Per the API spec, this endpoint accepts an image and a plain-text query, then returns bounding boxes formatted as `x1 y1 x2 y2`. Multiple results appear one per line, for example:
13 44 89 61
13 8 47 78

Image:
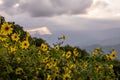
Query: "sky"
0 0 120 46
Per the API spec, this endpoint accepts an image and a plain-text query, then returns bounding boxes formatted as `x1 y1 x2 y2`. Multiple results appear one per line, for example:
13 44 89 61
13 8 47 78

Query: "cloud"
82 0 120 18
0 0 93 17
26 27 52 35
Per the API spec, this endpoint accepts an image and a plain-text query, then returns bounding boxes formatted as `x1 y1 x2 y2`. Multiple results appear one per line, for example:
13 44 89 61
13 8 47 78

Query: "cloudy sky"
0 0 120 46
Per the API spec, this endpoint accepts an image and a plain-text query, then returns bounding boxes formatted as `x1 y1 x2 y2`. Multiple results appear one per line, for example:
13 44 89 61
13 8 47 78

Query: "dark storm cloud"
0 0 93 17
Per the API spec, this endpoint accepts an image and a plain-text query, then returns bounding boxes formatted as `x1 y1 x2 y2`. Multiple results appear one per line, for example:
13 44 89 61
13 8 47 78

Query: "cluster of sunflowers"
0 21 119 80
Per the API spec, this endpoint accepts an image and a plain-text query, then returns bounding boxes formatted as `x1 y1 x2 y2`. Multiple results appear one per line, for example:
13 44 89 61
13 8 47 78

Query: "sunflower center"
112 54 115 57
5 26 9 31
24 43 27 46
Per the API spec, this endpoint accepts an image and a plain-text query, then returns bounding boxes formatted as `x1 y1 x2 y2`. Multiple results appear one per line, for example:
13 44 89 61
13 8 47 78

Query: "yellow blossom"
109 49 117 60
47 74 52 80
109 64 113 69
43 57 49 63
63 73 71 80
1 22 13 35
106 54 110 60
73 49 79 57
3 43 9 48
0 36 7 41
26 32 30 37
38 51 41 57
20 40 30 49
95 65 102 72
10 46 17 52
35 68 41 76
54 45 59 51
15 67 23 75
40 43 48 51
11 33 19 41
17 57 21 63
83 62 88 68
69 64 76 69
66 51 71 59
46 63 52 69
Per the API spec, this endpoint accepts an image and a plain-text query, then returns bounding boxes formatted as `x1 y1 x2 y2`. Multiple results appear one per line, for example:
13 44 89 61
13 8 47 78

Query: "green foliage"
31 37 46 47
0 16 5 25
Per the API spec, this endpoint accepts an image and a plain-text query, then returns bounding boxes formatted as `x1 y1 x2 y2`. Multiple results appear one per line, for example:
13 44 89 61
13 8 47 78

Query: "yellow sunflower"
109 49 117 60
40 43 48 51
20 40 30 49
66 51 71 59
63 73 71 80
47 74 52 80
1 22 13 35
15 67 23 75
10 46 17 52
73 49 79 57
11 33 19 41
17 57 21 63
0 36 7 41
54 45 59 51
46 63 52 69
95 65 102 72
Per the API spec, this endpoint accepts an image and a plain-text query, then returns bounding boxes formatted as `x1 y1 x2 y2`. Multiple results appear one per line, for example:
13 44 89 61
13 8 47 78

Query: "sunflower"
54 45 59 51
46 63 52 69
17 57 21 63
10 46 17 52
109 64 113 69
66 51 71 59
109 49 117 60
73 48 79 57
63 73 71 80
47 74 52 80
43 57 49 63
20 40 30 49
95 65 102 72
15 67 23 75
40 43 48 51
0 36 7 41
1 22 13 35
11 33 19 41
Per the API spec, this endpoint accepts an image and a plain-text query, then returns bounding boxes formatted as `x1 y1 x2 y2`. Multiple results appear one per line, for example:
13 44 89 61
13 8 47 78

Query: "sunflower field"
0 16 120 80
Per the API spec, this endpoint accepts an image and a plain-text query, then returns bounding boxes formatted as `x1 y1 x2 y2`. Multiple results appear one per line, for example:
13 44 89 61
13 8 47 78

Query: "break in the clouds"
84 0 120 18
0 0 93 17
26 27 52 35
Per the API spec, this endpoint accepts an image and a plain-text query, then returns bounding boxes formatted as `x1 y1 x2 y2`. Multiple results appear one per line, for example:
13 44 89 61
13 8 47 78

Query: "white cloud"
26 27 52 35
81 0 120 19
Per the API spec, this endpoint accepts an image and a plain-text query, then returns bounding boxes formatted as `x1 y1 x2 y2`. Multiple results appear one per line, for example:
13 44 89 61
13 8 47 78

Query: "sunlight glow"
0 0 3 5
13 3 20 8
80 0 120 19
